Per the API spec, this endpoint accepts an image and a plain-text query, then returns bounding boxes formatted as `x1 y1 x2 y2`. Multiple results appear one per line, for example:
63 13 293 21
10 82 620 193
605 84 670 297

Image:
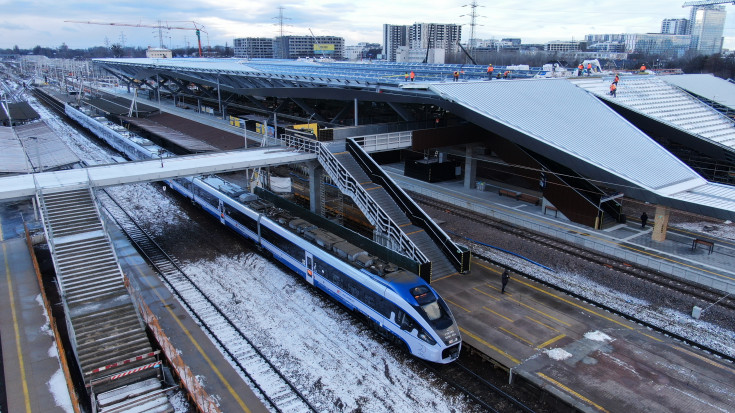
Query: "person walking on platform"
610 82 617 97
487 64 494 79
410 71 415 81
641 211 648 228
501 269 510 294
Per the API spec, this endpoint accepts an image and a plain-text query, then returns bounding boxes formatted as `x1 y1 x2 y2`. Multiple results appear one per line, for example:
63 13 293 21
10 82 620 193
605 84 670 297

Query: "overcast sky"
1 0 734 51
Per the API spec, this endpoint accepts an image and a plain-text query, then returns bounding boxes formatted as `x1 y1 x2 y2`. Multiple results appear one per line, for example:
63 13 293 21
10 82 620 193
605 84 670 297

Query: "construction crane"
65 20 207 57
682 0 735 7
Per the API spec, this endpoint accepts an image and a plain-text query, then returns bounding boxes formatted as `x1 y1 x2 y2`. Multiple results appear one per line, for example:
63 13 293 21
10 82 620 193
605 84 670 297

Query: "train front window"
421 301 442 321
411 285 441 321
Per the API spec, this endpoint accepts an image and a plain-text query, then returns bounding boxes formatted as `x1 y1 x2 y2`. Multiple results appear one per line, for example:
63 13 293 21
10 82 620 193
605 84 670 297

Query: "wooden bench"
544 205 559 217
498 189 520 199
518 193 540 206
692 238 714 255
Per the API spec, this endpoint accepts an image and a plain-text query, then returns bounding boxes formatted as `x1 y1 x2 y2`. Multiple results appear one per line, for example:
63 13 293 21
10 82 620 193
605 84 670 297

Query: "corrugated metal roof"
15 122 80 171
571 76 735 150
0 127 30 174
661 74 735 111
669 183 735 213
429 79 705 193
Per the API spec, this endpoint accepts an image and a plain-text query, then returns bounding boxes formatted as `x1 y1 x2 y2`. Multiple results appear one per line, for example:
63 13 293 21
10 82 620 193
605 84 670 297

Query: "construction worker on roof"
578 63 583 76
640 64 646 72
410 71 415 81
587 63 592 76
487 64 494 80
453 71 459 81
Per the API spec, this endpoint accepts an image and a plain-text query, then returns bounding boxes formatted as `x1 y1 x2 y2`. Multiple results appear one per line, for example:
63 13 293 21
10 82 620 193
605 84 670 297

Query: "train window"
421 301 442 321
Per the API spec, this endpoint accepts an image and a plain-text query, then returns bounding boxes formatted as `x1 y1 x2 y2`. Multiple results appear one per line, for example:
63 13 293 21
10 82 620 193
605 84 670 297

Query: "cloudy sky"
1 0 733 50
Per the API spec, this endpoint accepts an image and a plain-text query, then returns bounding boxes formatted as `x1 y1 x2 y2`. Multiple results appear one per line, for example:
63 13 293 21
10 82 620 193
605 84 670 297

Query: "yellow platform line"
432 272 461 282
500 327 534 346
537 373 609 413
2 219 32 412
473 286 500 301
513 278 641 332
406 229 424 235
445 298 471 313
506 296 572 327
537 334 566 349
460 327 520 364
482 306 512 322
484 283 503 293
671 345 735 374
137 269 252 413
475 260 502 275
526 316 560 332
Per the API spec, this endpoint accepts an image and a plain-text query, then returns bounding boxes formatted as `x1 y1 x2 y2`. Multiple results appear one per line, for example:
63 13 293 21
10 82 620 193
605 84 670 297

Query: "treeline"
0 43 234 59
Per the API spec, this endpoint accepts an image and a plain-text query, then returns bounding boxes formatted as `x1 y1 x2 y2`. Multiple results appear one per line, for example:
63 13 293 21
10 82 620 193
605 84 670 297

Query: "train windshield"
410 286 452 329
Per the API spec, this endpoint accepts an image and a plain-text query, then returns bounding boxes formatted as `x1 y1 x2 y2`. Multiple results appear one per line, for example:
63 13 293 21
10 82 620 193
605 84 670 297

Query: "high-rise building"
687 5 726 55
626 34 691 58
408 23 462 54
233 38 274 59
273 36 344 59
661 18 688 35
383 24 409 62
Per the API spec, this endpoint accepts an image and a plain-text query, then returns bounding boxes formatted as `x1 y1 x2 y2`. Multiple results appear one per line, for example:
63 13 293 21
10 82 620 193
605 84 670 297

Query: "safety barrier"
123 275 222 413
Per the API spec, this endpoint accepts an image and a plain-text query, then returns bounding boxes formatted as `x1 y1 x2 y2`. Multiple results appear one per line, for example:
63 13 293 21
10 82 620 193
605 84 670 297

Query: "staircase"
37 188 170 408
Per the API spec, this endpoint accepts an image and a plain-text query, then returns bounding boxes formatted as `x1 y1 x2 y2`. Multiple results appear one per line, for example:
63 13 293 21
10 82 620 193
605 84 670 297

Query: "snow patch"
545 348 573 360
584 331 613 342
47 369 74 413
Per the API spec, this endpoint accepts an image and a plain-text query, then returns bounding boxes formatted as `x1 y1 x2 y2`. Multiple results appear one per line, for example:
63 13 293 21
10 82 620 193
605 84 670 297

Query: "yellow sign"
293 123 318 137
314 44 335 53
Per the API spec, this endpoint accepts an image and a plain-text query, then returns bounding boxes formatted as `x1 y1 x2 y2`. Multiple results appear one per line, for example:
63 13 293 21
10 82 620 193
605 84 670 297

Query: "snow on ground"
584 331 613 342
544 348 573 361
27 96 475 412
672 221 735 241
47 369 74 413
472 243 735 358
183 254 473 412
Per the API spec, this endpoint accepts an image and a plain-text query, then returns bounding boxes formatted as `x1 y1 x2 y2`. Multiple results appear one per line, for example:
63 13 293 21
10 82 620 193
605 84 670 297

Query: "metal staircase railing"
279 134 429 267
346 138 470 273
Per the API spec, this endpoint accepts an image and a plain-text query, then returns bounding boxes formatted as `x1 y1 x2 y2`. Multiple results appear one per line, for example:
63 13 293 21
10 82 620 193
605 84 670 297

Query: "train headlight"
418 329 436 345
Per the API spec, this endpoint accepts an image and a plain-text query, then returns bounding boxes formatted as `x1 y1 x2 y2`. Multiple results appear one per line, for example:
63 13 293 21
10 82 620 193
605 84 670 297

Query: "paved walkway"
0 200 72 413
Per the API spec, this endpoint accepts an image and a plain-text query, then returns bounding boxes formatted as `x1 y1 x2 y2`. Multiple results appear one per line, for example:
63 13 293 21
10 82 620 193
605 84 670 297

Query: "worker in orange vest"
613 74 620 85
453 71 459 81
487 64 494 80
578 63 584 76
640 64 646 72
610 82 617 97
586 63 592 76
404 72 409 81
410 71 415 81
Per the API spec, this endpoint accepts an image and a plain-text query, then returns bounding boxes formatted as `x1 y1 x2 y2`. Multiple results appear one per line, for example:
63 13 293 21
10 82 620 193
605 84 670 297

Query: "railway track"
412 193 735 364
96 189 319 413
421 358 538 413
412 193 735 312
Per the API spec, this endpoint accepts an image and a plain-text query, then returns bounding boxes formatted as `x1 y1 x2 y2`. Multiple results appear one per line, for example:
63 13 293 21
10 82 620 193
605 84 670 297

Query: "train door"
218 199 225 224
304 251 315 285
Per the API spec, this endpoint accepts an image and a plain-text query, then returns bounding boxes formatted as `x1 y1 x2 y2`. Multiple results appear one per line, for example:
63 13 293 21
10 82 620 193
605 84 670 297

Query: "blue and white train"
66 104 462 363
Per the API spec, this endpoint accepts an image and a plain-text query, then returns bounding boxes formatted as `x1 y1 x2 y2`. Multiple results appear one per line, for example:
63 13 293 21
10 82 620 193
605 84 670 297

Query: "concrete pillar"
308 161 323 216
464 144 477 189
354 98 358 126
197 98 202 113
652 205 670 242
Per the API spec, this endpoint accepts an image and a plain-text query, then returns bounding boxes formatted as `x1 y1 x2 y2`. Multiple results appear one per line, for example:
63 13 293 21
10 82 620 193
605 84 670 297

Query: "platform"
434 258 735 412
384 166 735 293
107 217 269 413
0 200 72 413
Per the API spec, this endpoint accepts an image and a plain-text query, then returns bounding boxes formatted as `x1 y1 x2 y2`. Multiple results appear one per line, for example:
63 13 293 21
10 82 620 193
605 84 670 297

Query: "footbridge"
0 146 316 200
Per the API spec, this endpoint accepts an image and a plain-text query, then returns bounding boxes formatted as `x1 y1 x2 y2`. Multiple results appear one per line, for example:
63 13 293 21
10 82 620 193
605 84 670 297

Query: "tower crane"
65 20 208 57
682 1 734 7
